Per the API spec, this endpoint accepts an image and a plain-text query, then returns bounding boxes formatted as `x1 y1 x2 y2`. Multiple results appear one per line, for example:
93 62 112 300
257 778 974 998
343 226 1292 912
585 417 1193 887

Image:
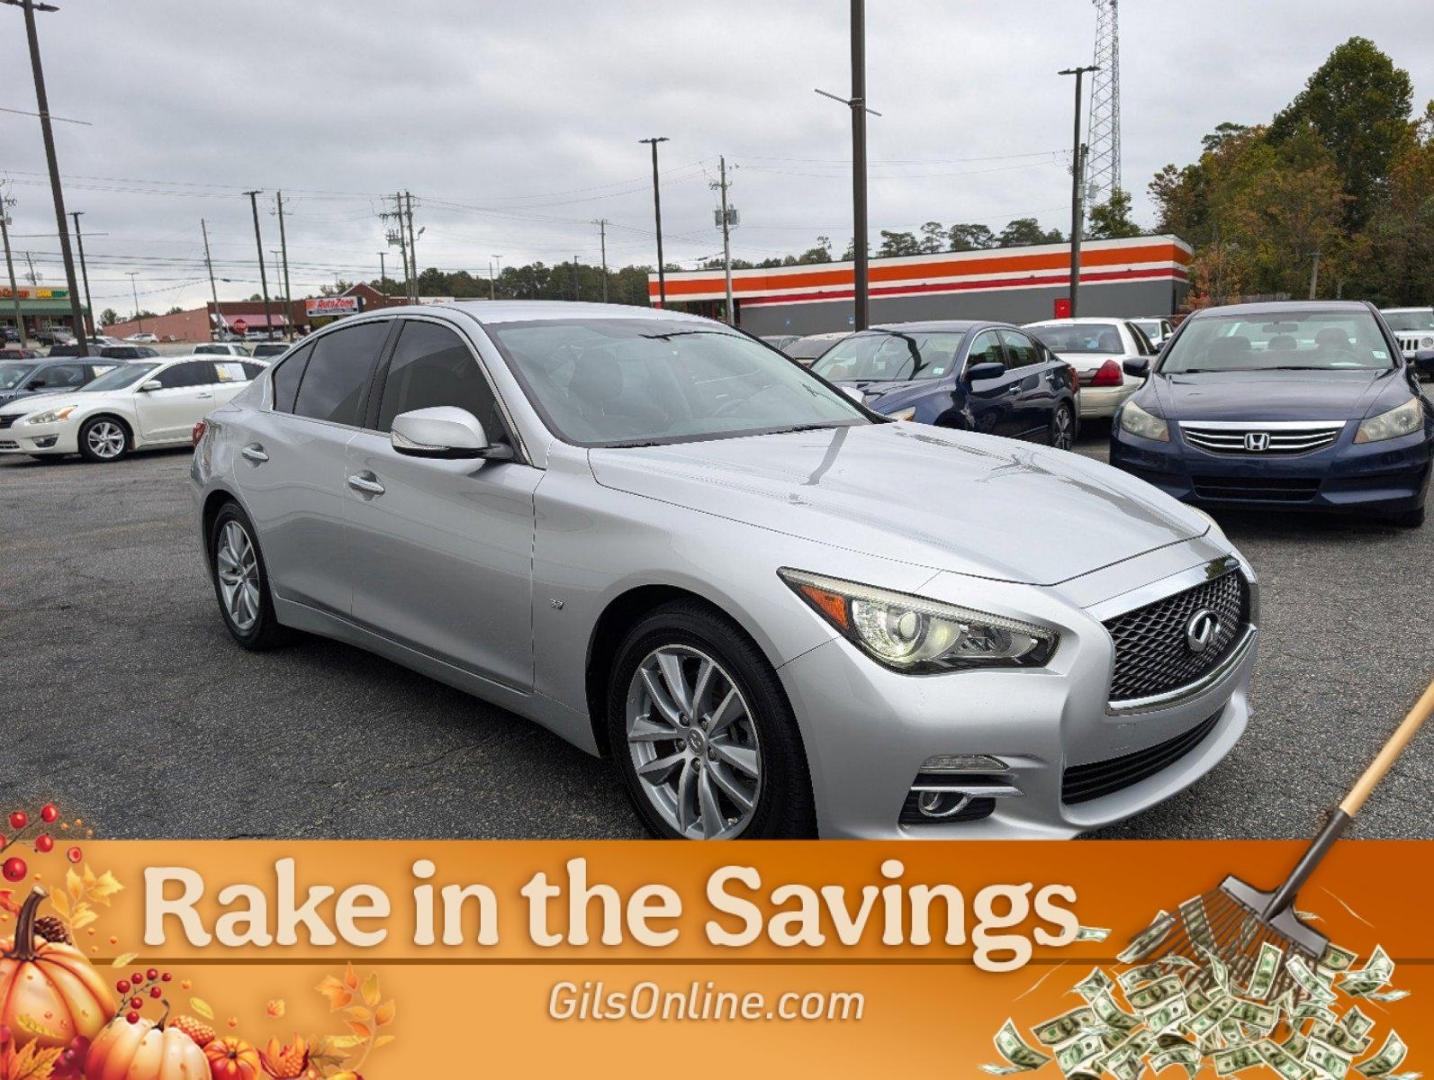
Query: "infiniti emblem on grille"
1185 608 1220 654
1244 431 1271 451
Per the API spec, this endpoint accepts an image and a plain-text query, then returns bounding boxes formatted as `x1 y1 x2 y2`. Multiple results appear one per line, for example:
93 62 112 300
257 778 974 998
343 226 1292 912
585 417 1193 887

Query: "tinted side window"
157 361 213 389
1125 322 1154 356
968 331 1005 368
239 362 266 380
376 321 502 435
998 330 1040 368
32 364 86 388
292 321 388 427
270 343 313 413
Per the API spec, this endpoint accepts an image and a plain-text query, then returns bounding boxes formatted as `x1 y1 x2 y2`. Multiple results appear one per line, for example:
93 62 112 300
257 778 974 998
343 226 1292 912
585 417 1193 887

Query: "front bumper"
1110 422 1431 516
777 551 1256 838
0 418 76 455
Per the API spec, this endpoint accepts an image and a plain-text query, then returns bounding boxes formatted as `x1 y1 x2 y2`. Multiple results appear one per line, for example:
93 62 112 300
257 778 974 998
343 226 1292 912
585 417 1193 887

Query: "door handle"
241 444 268 463
1007 383 1023 394
347 472 385 496
196 391 213 399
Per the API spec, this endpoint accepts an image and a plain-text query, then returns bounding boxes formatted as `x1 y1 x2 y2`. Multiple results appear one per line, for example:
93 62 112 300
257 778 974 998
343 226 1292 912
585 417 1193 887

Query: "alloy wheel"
624 645 762 839
1053 406 1074 450
215 520 261 633
86 420 126 459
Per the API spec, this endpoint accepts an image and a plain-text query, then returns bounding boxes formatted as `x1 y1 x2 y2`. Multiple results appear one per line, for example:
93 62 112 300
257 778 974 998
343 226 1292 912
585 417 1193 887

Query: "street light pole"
5 0 89 355
201 218 220 340
126 271 142 333
490 254 502 301
639 136 669 307
69 211 93 334
1058 64 1098 319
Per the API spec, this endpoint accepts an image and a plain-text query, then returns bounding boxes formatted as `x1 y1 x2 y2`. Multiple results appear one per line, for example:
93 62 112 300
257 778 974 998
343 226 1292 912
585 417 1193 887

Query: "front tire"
77 416 129 462
607 601 816 839
209 501 290 650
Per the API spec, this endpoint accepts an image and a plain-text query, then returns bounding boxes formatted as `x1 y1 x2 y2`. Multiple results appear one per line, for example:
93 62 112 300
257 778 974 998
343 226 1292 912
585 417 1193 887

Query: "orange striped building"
648 234 1192 335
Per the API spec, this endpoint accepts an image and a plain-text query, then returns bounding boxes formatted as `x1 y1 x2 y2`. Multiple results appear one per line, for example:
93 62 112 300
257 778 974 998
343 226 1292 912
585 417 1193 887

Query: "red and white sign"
231 318 248 334
305 296 362 317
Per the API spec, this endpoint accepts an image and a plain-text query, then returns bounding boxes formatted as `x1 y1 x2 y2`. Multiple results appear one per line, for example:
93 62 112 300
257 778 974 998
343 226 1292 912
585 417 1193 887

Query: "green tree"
1269 36 1414 229
998 218 1062 246
797 236 833 263
918 221 946 254
947 223 996 251
1086 188 1143 239
99 307 118 326
877 230 921 257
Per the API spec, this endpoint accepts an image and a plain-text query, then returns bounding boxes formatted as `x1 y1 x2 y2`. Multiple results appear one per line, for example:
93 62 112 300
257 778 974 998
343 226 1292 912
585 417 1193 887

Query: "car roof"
792 331 850 341
1026 317 1128 326
1381 306 1432 313
864 320 990 333
435 300 712 328
1190 300 1373 318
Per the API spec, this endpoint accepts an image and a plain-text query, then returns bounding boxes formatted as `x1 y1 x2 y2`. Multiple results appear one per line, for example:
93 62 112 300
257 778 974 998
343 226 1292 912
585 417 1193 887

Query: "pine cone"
34 915 71 944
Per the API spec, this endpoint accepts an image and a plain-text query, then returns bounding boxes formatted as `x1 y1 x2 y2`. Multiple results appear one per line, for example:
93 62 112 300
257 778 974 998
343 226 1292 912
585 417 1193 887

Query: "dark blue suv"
810 321 1080 448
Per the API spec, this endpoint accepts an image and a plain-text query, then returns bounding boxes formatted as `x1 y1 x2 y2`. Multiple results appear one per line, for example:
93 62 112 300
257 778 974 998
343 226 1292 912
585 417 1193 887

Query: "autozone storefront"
648 235 1192 335
304 295 364 329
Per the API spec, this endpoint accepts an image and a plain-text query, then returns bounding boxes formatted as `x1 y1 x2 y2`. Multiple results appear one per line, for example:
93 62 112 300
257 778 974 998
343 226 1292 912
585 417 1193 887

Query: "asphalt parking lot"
1 427 1430 841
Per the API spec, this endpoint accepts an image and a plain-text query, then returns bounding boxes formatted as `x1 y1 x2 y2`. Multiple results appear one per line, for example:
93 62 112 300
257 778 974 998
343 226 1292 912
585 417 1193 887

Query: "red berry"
116 980 130 994
126 1012 139 1024
131 972 143 985
161 972 172 982
129 997 143 1010
7 811 26 831
35 834 54 853
146 968 159 981
150 986 162 999
1 857 26 882
66 846 82 863
40 804 59 824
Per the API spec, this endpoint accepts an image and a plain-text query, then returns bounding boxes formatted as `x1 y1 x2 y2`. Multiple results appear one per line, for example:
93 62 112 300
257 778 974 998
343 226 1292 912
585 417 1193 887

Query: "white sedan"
1024 317 1158 419
0 356 263 463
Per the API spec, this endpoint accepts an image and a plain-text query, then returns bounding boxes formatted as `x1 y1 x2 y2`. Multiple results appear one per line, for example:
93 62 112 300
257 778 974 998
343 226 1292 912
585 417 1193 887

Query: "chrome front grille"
1103 570 1250 704
1397 335 1422 356
1181 421 1344 456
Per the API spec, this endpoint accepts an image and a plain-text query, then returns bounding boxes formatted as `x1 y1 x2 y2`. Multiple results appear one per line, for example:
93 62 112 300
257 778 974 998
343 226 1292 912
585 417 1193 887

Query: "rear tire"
1050 402 1075 450
209 501 290 650
76 416 129 463
606 601 816 839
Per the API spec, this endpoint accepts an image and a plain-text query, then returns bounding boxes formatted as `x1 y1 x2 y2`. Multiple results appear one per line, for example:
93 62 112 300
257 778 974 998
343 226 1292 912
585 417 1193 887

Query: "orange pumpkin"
0 887 114 1051
85 1015 209 1080
204 1036 262 1080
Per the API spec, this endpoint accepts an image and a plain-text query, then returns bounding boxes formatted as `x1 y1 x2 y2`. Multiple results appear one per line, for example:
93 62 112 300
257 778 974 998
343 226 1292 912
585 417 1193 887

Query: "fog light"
917 791 976 818
34 436 57 448
920 754 1008 774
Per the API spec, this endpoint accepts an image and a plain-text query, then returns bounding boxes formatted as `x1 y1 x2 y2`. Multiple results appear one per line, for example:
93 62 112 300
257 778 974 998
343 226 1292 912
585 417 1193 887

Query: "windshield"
83 362 162 392
812 331 965 382
1161 311 1395 373
1383 310 1434 333
487 318 868 447
0 362 37 390
787 336 842 360
1028 323 1125 354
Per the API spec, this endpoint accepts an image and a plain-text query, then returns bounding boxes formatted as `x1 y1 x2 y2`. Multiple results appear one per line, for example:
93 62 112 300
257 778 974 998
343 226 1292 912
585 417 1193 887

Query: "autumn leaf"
190 997 215 1020
316 975 353 1011
46 891 69 920
2 1041 65 1080
86 868 124 905
71 907 98 931
342 963 359 990
360 972 381 1008
265 999 285 1019
110 952 138 968
65 869 83 904
342 1006 371 1025
373 1034 396 1049
345 1020 372 1040
373 1000 395 1027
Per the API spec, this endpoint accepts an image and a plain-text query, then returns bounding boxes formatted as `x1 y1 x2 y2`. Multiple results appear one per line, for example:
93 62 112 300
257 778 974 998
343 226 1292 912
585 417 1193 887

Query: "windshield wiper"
766 422 846 435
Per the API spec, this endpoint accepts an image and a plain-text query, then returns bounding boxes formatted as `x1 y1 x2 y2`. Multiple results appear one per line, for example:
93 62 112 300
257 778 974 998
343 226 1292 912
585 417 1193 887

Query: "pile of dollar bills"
983 900 1413 1080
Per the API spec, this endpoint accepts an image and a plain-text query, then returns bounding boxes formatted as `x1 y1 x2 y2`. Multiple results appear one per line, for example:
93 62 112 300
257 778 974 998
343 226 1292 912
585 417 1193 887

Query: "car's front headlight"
1420 336 1434 350
1118 399 1169 442
886 406 917 421
24 406 78 425
1354 397 1423 444
779 568 1057 673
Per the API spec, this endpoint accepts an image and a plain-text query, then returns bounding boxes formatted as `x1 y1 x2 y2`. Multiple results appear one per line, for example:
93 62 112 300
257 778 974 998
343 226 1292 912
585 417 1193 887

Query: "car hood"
1150 369 1401 421
588 423 1208 586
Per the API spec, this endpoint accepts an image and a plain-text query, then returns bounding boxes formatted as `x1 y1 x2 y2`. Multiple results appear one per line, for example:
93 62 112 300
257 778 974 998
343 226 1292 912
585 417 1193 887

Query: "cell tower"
1087 0 1121 203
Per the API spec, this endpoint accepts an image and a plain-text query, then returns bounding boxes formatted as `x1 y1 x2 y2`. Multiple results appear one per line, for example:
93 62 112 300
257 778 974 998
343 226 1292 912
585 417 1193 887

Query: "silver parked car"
193 302 1258 839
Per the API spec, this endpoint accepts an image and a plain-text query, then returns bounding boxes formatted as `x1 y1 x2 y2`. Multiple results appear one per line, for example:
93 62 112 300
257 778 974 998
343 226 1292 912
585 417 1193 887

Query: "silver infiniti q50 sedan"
192 301 1258 839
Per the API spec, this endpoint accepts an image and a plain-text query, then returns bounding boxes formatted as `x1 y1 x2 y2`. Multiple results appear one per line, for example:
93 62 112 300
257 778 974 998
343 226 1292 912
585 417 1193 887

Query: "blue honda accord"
1110 301 1433 527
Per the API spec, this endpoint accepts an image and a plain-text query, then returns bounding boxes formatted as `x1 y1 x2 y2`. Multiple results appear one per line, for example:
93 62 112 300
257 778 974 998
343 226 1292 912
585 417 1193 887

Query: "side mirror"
391 406 513 461
1414 350 1434 380
840 385 865 405
965 361 1006 382
139 380 162 392
1123 357 1151 378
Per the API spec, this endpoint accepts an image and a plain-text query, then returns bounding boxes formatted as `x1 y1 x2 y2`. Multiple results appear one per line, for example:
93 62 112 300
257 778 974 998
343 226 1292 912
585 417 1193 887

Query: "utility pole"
5 0 88 354
1058 64 1098 319
404 191 419 302
593 221 608 302
712 156 737 325
24 251 38 286
377 252 386 290
639 136 669 306
275 191 292 338
815 0 880 330
383 193 410 302
201 218 220 340
1 192 29 345
69 211 92 334
490 254 502 301
244 190 274 340
126 271 142 333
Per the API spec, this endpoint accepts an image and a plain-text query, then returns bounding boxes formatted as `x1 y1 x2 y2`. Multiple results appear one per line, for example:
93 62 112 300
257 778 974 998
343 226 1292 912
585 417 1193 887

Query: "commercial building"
0 286 88 340
648 235 1192 334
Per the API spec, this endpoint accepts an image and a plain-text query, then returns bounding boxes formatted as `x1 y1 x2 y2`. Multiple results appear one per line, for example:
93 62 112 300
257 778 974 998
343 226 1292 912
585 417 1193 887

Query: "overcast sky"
2 0 1430 314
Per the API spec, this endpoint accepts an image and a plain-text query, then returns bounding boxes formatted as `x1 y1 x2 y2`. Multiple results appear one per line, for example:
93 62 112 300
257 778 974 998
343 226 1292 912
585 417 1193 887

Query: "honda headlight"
779 569 1057 673
1354 397 1423 444
24 406 78 425
887 406 917 421
1118 400 1169 442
